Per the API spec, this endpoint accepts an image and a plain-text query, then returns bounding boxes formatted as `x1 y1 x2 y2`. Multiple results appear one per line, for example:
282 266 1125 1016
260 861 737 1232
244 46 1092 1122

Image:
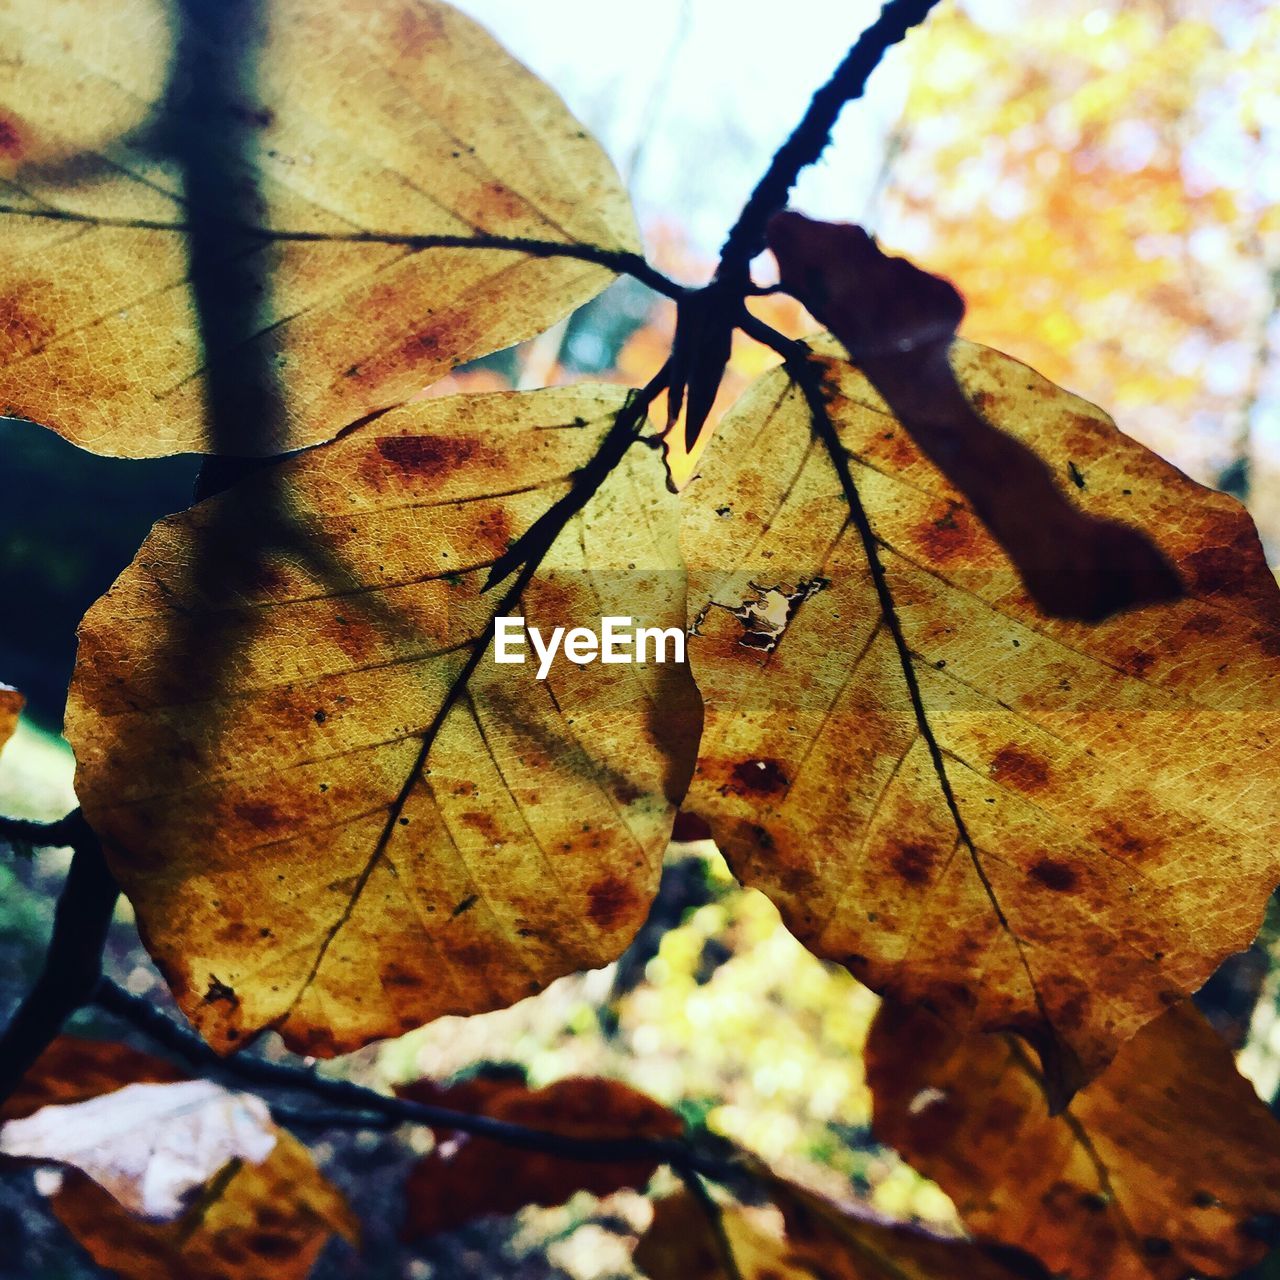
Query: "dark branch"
0 204 686 301
716 0 943 280
0 813 119 1102
0 809 85 855
94 978 732 1176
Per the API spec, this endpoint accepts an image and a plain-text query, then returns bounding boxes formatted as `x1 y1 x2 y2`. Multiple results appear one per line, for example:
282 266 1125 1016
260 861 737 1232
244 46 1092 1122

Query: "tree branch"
0 809 85 855
93 977 735 1177
0 812 119 1102
716 0 943 281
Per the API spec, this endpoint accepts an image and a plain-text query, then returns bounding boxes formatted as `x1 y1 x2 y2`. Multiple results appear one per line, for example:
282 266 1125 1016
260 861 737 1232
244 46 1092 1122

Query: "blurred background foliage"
3 0 1280 1275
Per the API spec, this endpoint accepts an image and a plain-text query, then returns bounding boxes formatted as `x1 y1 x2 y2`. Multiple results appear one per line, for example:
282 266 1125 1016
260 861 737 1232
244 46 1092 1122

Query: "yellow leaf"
0 0 638 456
681 335 1280 1096
66 386 700 1053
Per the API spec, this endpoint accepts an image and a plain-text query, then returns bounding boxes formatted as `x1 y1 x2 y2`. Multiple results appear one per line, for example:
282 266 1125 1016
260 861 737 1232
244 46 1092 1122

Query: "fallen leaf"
0 0 638 456
3 1036 356 1280
399 1073 683 1238
768 213 1181 623
635 1180 1050 1280
66 386 700 1053
681 335 1280 1097
1 1079 276 1218
867 1000 1280 1280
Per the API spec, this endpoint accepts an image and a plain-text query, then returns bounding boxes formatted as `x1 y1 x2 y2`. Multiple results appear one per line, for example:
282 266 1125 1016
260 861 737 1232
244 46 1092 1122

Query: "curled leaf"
681 336 1280 1095
50 1132 358 1280
0 0 639 456
867 1000 1280 1280
768 212 1181 622
66 386 700 1053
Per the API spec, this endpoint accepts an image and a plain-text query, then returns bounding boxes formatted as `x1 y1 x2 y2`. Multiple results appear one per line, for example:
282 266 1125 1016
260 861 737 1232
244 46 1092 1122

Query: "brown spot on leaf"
990 746 1050 791
1030 859 1078 892
376 435 478 476
233 800 284 831
587 876 638 930
728 758 788 795
0 114 24 161
917 506 975 561
892 841 938 887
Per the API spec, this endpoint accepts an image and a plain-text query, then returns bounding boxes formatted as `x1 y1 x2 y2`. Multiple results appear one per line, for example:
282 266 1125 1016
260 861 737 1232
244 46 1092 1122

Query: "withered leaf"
681 335 1280 1096
867 1000 1280 1280
768 212 1181 623
3 1036 356 1280
66 386 700 1053
635 1180 1050 1280
0 0 638 456
1 1078 276 1218
399 1073 683 1238
50 1133 357 1280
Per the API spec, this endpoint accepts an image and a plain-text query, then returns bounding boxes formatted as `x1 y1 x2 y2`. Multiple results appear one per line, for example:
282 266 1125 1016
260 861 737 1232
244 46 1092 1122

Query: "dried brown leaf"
635 1180 1050 1280
3 1037 356 1280
1 1079 277 1218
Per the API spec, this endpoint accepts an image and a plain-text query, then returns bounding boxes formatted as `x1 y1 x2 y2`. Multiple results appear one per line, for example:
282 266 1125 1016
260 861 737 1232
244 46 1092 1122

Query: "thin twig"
0 204 687 301
717 0 943 280
0 814 119 1102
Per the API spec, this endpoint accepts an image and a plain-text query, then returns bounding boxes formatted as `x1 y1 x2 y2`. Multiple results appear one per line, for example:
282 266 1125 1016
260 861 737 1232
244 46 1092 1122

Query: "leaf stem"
0 204 687 301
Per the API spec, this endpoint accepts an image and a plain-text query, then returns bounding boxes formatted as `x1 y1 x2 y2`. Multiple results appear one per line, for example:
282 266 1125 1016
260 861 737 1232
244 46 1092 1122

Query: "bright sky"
453 0 912 266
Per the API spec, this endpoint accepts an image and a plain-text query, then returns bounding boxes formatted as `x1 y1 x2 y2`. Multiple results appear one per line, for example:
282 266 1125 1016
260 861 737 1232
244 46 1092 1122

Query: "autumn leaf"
1 1078 277 1218
681 334 1280 1098
767 212 1182 623
2 1037 356 1280
867 1000 1280 1280
398 1072 683 1238
635 1179 1050 1280
0 682 22 751
49 1133 357 1280
0 0 639 457
66 386 700 1053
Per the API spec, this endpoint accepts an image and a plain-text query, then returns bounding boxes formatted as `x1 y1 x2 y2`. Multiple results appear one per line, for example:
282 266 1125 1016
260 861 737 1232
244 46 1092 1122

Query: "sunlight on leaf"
681 334 1280 1097
66 386 700 1053
0 0 639 456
